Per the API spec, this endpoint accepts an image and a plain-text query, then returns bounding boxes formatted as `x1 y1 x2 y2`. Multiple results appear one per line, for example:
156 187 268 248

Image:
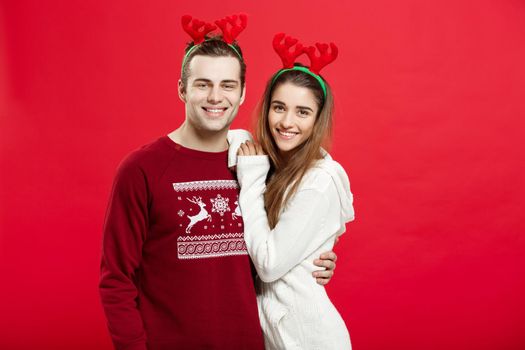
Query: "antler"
304 42 338 74
181 15 217 45
273 33 305 69
187 196 202 204
215 14 247 44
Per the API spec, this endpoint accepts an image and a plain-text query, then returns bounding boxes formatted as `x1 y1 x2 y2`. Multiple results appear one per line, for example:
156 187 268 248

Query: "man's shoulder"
118 136 172 173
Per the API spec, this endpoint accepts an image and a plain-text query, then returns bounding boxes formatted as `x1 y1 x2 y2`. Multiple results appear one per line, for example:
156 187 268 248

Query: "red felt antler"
215 14 247 44
272 33 305 69
304 42 338 74
181 15 217 45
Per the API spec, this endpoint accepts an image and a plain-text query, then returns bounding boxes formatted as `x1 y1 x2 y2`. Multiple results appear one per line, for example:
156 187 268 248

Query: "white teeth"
278 130 298 137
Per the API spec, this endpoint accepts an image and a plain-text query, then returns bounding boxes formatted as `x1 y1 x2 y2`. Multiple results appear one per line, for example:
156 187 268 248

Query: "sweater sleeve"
237 156 338 283
99 157 148 350
226 129 253 168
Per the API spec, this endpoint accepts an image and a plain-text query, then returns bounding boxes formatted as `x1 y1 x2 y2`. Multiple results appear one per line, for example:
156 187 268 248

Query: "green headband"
271 65 327 98
181 41 243 76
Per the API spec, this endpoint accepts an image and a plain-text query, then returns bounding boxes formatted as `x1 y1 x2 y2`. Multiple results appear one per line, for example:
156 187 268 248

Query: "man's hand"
237 141 265 156
313 251 337 286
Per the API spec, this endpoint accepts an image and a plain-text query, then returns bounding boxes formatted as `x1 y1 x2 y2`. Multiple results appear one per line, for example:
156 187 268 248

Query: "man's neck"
168 122 229 153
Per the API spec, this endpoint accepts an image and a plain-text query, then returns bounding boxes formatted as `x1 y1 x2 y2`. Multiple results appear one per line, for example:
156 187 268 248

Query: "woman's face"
268 82 319 155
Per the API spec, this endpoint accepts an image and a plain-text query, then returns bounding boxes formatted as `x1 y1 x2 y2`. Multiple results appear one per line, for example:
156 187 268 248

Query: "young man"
99 35 337 350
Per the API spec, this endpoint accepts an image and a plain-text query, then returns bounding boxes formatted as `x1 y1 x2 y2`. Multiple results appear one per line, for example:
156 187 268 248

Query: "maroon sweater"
99 136 264 350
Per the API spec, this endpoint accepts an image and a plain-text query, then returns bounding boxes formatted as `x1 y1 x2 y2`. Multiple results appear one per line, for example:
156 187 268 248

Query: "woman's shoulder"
301 154 351 193
300 161 338 192
300 154 354 222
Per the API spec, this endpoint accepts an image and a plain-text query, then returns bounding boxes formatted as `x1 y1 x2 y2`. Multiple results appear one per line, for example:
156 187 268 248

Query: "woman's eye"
298 110 310 117
273 105 284 112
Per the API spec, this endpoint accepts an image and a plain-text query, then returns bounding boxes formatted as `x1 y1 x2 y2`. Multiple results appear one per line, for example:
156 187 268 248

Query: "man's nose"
207 86 223 104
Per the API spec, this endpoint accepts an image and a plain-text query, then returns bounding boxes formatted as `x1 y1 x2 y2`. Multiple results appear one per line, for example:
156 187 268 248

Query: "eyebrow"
193 78 239 84
271 100 314 112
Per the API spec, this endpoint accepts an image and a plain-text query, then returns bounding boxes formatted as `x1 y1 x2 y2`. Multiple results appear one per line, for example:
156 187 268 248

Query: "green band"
271 66 327 98
181 41 243 76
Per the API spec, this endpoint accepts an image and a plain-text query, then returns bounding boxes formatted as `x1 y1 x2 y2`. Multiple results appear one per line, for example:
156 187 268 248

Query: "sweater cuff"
227 129 253 168
237 155 270 187
237 155 270 168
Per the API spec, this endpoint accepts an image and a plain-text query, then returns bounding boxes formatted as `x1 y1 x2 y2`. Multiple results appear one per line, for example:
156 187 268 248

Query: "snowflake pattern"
177 210 185 217
210 194 230 216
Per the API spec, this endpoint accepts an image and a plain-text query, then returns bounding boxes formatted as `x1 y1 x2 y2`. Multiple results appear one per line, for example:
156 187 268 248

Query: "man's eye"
196 83 207 89
223 85 235 90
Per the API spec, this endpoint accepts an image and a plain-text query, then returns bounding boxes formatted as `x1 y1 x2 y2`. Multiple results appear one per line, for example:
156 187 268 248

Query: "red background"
1 1 524 349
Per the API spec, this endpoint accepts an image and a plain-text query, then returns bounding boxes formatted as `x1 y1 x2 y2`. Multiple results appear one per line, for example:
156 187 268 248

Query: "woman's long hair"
256 65 334 228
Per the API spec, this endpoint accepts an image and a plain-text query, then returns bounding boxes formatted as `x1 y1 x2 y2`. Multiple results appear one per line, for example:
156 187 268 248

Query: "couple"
99 14 354 350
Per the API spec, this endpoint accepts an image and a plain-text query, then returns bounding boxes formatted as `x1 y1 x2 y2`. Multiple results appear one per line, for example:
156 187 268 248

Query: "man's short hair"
180 38 246 91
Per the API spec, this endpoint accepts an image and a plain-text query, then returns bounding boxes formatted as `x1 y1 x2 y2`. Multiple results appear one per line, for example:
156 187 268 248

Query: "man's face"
179 55 245 134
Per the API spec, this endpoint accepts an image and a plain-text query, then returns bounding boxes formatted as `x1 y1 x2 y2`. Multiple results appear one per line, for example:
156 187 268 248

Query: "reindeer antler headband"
181 14 247 72
272 33 338 98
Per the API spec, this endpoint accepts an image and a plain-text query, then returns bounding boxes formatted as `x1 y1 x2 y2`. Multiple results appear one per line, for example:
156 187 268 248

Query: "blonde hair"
256 66 334 228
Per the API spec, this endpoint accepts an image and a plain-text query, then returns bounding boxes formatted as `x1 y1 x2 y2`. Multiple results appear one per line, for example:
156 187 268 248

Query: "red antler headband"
181 15 217 45
214 14 247 44
181 14 247 67
272 33 338 97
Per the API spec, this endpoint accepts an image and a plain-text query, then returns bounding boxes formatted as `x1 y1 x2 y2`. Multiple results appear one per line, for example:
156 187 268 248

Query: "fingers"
314 268 335 286
255 142 264 155
248 141 257 155
313 268 334 286
238 141 264 156
319 251 338 263
316 278 330 286
313 258 336 286
237 144 245 156
313 269 334 279
313 258 336 271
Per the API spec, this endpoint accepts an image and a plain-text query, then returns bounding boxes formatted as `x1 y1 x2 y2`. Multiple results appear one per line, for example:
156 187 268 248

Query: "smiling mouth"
276 129 299 140
202 107 227 117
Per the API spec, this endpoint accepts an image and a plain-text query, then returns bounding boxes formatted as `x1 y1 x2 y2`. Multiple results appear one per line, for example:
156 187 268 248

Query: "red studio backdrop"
1 1 524 349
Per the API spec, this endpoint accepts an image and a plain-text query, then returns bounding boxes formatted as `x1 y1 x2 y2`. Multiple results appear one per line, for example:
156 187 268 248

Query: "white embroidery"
177 232 247 259
177 210 184 217
172 180 239 192
211 194 230 216
232 200 242 220
185 196 212 233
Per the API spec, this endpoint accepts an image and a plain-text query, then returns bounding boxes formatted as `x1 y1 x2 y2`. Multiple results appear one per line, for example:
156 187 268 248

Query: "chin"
276 143 299 154
200 120 232 133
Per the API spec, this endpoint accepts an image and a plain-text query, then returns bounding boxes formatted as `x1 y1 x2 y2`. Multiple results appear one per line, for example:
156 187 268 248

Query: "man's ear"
239 84 246 105
178 79 186 102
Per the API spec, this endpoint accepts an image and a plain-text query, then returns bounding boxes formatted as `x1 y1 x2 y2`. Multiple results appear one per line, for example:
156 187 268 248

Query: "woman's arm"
237 154 340 283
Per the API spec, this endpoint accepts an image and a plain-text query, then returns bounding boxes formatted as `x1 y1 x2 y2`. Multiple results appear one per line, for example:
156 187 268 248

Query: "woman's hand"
313 251 337 286
237 141 265 156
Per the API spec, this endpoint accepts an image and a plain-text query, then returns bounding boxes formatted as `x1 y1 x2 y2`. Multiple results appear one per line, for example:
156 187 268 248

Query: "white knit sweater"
236 152 355 350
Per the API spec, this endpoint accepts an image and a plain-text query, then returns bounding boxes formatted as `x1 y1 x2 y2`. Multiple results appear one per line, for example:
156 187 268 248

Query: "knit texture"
100 136 264 350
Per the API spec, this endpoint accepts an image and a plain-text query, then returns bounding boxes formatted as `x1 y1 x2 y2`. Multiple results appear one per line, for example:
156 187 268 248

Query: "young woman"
233 34 355 349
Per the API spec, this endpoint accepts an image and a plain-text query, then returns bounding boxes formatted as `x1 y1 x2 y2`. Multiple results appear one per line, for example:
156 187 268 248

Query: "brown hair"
256 65 334 228
180 38 246 91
